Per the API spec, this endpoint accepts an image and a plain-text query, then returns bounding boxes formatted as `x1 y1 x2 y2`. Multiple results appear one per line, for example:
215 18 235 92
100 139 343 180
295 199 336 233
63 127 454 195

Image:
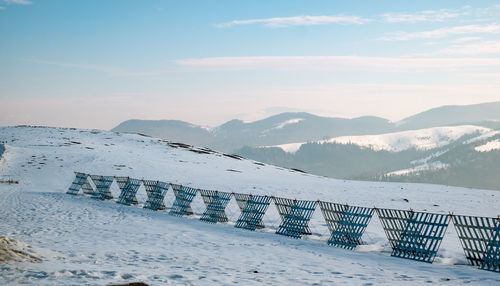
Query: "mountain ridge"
112 101 500 153
236 125 500 191
112 112 395 152
396 101 500 130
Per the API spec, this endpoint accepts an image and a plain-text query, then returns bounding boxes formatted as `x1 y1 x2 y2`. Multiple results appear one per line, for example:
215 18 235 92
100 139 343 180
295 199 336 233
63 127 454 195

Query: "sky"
1 0 500 129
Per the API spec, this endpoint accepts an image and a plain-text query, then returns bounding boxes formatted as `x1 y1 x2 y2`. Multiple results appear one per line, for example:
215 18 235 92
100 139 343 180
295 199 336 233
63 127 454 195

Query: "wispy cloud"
463 72 500 78
422 41 500 56
378 24 500 41
381 9 460 23
474 4 500 18
174 56 500 72
1 0 32 10
453 37 482 43
23 58 121 74
26 55 500 77
216 15 370 28
23 58 169 77
216 5 500 29
3 0 32 5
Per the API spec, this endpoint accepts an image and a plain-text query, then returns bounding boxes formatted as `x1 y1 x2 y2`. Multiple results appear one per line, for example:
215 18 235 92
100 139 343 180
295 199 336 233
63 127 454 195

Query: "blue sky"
1 0 500 129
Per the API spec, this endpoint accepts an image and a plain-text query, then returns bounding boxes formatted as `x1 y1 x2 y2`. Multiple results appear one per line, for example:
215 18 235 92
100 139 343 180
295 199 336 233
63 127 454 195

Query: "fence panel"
117 178 142 206
169 184 198 217
234 193 252 212
143 180 170 211
115 177 138 205
67 172 88 195
235 194 271 231
452 215 498 266
318 201 348 233
376 208 412 250
392 211 450 263
90 175 114 200
481 219 500 272
276 200 317 239
328 205 374 250
200 191 232 223
273 196 295 223
81 179 95 195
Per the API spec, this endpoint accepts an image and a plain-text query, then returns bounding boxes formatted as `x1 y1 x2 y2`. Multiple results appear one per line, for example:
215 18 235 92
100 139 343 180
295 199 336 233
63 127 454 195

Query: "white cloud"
216 15 370 28
427 41 500 56
216 5 500 29
379 24 500 41
474 4 500 17
3 0 32 5
453 37 482 43
25 55 500 78
381 9 460 23
462 72 500 78
174 56 500 72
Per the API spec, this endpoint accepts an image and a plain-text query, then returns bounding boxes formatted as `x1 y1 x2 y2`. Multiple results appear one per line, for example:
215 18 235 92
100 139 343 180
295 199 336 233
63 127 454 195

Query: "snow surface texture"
475 139 500 152
272 125 493 153
0 126 499 285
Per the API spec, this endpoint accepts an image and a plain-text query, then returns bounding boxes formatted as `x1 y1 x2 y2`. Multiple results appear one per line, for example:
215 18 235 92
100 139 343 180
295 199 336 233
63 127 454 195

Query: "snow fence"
67 171 500 273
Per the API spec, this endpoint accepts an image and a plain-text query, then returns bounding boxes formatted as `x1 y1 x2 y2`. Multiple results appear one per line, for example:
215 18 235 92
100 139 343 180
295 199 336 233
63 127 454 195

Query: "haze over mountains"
396 101 500 130
113 101 500 152
113 113 394 153
112 101 500 190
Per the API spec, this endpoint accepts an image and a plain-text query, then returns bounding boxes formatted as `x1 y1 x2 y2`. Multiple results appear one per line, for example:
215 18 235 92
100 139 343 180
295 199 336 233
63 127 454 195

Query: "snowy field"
0 126 499 285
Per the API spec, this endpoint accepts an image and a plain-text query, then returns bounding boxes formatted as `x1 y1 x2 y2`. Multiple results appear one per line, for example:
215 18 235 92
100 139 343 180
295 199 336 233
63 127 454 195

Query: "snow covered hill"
270 125 494 153
113 112 394 152
475 139 500 152
238 125 500 190
112 102 500 154
0 126 499 285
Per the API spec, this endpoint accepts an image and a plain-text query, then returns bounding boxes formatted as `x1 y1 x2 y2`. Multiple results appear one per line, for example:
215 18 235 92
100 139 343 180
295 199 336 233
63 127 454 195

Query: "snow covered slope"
0 126 499 285
272 125 492 153
271 118 304 130
475 139 500 152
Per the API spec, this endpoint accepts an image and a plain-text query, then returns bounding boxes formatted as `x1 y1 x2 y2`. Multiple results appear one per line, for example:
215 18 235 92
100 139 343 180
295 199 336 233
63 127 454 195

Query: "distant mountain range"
237 125 500 190
112 101 500 152
112 101 500 190
395 101 500 130
113 113 394 153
